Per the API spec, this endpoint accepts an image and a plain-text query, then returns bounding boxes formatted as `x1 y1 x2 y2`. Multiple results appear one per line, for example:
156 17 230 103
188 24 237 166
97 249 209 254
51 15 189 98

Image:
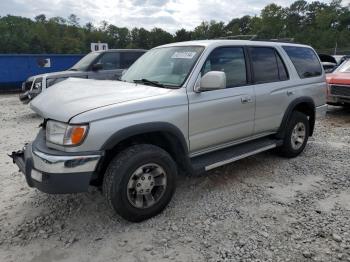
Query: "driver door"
188 46 255 154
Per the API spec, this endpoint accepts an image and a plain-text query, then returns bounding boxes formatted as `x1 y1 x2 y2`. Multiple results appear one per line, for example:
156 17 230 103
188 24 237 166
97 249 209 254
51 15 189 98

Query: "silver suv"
19 49 146 103
11 40 327 222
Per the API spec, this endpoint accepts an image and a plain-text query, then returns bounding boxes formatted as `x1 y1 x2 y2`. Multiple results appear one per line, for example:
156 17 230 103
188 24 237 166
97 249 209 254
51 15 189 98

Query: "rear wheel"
277 111 309 158
103 144 177 222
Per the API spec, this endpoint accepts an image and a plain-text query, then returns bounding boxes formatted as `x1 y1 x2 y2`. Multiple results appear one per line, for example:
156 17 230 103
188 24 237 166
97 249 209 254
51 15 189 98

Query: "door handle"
241 96 253 104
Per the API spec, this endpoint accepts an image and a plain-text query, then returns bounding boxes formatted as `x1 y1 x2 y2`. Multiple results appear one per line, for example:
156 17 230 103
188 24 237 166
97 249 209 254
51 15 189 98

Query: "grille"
330 85 350 97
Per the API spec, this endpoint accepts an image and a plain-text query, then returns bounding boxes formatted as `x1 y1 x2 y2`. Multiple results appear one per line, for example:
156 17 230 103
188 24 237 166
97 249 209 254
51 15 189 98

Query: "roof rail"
251 37 295 43
215 35 296 43
217 35 257 40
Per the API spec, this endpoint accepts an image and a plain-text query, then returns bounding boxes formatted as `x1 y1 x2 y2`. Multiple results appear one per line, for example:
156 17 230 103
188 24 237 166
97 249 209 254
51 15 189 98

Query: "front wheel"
103 144 177 222
276 111 309 158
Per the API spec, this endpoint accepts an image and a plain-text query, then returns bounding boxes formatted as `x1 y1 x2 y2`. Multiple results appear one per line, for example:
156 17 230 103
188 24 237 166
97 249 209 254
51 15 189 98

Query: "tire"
276 111 310 158
103 144 177 222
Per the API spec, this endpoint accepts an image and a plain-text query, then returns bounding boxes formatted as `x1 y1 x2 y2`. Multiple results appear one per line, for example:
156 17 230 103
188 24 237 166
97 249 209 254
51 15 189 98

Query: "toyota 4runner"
11 40 327 222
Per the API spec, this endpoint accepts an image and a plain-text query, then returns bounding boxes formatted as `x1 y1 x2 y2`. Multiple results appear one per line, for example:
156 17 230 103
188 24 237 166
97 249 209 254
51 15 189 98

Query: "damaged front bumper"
10 131 103 194
19 80 42 104
19 89 41 104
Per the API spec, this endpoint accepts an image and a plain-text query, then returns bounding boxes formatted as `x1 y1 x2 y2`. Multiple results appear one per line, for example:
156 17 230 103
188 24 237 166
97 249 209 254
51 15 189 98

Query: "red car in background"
326 59 350 107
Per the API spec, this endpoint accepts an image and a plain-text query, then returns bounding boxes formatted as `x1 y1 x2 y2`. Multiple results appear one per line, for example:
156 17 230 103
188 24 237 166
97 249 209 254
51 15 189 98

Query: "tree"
35 14 46 23
149 28 173 47
260 4 286 38
175 28 192 42
68 14 79 27
1 1 350 54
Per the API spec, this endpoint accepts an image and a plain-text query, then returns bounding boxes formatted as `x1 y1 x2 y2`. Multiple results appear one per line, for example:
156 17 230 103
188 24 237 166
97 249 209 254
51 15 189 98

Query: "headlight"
46 120 89 146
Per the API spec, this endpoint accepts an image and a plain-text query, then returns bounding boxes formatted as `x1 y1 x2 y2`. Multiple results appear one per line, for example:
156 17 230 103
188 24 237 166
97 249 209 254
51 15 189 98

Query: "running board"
191 137 282 174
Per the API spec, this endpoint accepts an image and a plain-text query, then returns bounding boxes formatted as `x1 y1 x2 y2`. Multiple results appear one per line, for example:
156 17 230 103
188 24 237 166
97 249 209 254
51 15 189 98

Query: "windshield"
336 59 350 73
70 52 101 71
121 46 204 88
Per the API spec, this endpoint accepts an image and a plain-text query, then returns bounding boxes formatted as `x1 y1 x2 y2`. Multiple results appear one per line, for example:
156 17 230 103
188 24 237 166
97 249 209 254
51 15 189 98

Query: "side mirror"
196 71 226 92
91 63 103 71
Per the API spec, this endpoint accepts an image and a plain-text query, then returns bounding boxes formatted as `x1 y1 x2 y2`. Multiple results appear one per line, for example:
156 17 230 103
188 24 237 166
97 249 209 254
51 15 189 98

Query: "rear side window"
121 52 144 68
283 46 322 78
250 47 289 84
201 47 247 88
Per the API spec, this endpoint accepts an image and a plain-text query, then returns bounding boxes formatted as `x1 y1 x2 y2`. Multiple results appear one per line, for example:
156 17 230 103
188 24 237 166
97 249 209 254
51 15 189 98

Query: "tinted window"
250 47 280 83
276 53 289 81
202 47 247 88
283 46 322 78
97 52 120 70
121 52 144 68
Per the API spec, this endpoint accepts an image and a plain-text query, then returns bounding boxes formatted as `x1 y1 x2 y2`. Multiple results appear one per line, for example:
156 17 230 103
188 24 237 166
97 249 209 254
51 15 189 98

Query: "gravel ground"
0 94 349 262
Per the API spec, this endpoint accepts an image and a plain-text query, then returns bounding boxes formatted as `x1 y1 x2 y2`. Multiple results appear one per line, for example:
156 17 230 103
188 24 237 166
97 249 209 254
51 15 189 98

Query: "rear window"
283 46 322 78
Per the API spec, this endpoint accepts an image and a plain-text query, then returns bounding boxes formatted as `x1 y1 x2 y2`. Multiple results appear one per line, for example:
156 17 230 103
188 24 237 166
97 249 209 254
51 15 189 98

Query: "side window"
250 47 286 84
201 47 247 88
276 53 289 81
283 46 322 78
121 52 144 68
97 52 120 70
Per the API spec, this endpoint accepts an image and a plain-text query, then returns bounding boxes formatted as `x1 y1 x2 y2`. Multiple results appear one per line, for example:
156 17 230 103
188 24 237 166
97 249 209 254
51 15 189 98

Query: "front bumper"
19 80 42 104
327 84 350 105
327 94 350 105
10 131 103 194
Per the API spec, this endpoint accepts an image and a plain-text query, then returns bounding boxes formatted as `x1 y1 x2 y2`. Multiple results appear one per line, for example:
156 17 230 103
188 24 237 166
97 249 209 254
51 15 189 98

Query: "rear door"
249 46 291 135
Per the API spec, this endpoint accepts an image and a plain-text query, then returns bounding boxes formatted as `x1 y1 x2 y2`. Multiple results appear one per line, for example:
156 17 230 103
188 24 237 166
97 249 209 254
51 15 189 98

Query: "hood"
30 78 173 122
326 72 350 85
319 54 337 64
28 70 86 81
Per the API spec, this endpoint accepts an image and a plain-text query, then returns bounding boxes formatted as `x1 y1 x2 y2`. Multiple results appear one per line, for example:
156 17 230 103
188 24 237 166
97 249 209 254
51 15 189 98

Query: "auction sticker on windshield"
171 52 197 59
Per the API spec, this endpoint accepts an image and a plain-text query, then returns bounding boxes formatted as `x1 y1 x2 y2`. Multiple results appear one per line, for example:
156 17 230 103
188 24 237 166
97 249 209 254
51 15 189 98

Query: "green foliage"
1 1 350 54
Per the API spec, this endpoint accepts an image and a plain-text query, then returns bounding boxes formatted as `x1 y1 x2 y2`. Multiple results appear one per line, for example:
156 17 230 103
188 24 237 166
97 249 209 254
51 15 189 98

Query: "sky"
0 0 339 32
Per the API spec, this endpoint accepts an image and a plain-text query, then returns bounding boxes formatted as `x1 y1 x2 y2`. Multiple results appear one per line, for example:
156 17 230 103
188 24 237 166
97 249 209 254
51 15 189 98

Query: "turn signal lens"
64 125 89 146
71 127 86 144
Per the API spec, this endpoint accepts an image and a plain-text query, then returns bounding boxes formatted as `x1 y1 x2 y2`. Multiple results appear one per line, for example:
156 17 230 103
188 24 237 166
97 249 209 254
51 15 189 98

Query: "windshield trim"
122 45 205 89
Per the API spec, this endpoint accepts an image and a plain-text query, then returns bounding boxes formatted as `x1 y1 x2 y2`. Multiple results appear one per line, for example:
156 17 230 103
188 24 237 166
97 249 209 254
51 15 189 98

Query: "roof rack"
217 35 257 40
252 37 295 43
216 35 295 43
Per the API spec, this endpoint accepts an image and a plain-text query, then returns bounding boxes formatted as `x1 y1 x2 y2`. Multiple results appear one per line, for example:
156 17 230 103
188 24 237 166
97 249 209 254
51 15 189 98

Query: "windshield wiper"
133 79 166 88
69 68 78 71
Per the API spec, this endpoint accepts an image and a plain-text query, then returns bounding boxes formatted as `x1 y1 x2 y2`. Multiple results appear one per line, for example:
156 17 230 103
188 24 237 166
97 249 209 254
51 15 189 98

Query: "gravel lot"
0 94 349 262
